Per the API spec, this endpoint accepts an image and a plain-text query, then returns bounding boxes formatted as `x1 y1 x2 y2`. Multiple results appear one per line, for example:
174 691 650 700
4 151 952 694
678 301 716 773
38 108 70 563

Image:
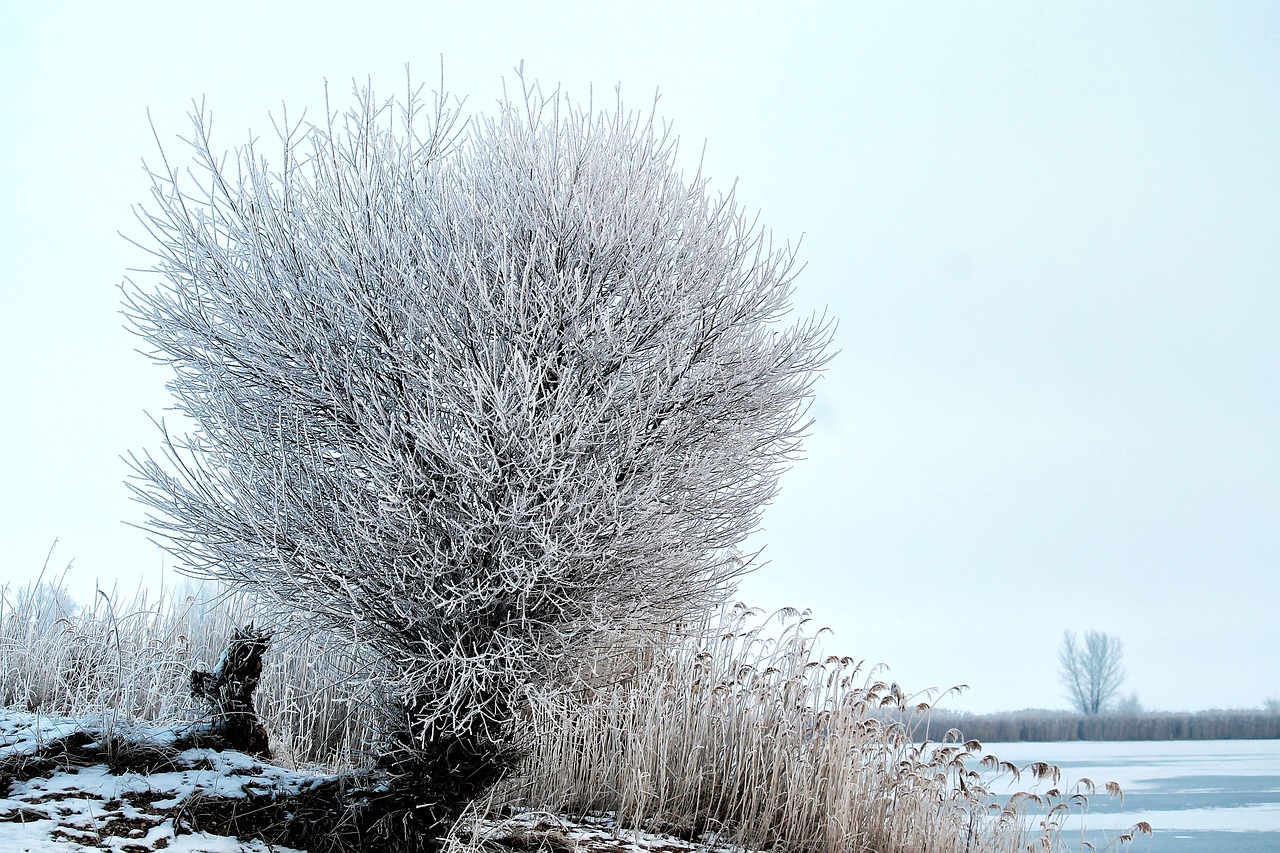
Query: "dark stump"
180 624 272 757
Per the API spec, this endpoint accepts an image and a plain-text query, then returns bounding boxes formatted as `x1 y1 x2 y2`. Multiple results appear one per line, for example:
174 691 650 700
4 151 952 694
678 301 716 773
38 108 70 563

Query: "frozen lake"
979 739 1280 852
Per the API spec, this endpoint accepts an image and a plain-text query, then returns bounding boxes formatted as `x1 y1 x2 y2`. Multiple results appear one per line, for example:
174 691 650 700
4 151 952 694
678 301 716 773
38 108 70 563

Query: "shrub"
120 72 833 844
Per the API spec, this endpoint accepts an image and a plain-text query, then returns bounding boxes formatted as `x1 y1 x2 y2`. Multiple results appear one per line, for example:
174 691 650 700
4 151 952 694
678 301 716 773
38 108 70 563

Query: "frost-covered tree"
1058 629 1126 715
122 75 832 847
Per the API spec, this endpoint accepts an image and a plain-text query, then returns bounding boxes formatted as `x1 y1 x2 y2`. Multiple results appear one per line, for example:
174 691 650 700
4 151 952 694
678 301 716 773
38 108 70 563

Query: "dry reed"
0 569 379 769
1 576 1141 852
502 604 1107 853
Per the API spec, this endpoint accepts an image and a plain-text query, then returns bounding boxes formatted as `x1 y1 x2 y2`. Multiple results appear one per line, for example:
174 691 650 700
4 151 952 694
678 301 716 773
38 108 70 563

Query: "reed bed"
1 577 1127 852
505 605 1095 853
0 571 380 768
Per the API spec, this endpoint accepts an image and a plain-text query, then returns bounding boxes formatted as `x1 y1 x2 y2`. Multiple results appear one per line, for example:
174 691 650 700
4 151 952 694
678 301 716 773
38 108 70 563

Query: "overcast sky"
2 2 1276 714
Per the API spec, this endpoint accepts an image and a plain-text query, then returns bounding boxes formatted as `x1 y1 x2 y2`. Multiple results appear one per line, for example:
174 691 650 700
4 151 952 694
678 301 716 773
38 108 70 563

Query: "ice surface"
974 740 1280 834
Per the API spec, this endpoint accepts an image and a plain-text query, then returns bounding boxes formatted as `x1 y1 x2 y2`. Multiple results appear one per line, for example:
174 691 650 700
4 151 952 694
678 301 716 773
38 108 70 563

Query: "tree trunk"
172 631 522 852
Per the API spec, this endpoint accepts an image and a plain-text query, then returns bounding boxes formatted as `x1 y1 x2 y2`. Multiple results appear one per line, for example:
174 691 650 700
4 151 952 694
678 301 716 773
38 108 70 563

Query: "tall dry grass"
1 575 1140 852
0 568 380 768
503 605 1113 853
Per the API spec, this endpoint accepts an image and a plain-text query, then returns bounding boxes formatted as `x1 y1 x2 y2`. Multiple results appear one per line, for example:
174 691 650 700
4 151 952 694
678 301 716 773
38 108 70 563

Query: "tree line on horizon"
914 628 1280 741
918 706 1280 743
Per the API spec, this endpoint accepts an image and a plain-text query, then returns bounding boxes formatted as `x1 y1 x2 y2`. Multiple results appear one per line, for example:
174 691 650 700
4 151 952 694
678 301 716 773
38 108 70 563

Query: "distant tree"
1058 629 1125 715
121 76 832 849
1112 692 1143 715
1264 697 1280 714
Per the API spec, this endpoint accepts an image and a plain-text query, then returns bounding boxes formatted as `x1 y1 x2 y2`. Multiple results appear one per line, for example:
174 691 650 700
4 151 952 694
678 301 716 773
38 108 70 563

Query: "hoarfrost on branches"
122 74 834 749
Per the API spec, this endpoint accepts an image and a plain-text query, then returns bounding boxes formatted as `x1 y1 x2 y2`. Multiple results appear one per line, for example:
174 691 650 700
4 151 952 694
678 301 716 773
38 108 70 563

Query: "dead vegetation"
1 579 1154 852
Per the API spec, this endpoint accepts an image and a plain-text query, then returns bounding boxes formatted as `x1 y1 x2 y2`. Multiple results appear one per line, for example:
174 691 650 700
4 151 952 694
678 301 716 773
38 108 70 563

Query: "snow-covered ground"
0 709 317 852
0 709 754 853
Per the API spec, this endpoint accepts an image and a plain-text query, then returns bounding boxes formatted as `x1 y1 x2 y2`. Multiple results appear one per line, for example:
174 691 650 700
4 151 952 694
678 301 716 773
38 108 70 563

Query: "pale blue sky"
1 2 1277 713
